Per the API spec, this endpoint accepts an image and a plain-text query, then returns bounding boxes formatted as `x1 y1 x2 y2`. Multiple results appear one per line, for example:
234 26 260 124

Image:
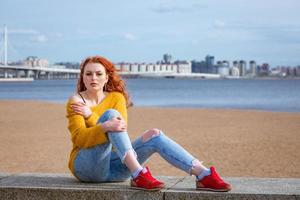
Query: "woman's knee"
98 109 121 123
141 128 162 143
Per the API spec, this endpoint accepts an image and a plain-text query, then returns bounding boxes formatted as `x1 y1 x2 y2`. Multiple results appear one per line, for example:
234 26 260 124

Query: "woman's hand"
70 102 92 119
102 117 127 132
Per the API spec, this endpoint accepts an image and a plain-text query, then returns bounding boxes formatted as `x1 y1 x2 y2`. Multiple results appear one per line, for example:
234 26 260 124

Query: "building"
258 63 270 76
174 60 192 74
23 56 49 67
55 62 79 69
114 61 188 74
230 66 240 77
146 63 155 72
296 66 300 76
222 60 230 67
216 60 230 77
205 55 215 73
138 63 147 73
238 60 246 77
192 54 217 74
233 61 239 68
130 63 138 73
191 60 207 73
163 54 172 64
249 60 257 77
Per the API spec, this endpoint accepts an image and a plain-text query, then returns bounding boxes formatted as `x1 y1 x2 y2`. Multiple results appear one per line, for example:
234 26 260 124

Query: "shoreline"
0 100 299 178
0 99 299 114
1 76 300 81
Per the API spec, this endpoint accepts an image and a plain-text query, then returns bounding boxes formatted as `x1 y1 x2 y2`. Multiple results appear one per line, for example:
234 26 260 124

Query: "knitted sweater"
66 92 127 175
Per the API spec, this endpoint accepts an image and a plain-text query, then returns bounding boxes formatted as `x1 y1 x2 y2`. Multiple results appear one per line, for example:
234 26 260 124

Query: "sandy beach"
0 100 299 178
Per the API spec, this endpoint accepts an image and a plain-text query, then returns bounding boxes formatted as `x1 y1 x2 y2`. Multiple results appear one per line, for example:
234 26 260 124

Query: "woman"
66 55 231 191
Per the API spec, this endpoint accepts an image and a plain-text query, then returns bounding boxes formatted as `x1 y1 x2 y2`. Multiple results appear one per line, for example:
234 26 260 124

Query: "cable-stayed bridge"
0 25 81 80
0 64 80 79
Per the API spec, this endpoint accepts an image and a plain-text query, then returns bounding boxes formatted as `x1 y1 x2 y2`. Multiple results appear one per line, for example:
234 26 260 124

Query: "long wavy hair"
77 55 132 107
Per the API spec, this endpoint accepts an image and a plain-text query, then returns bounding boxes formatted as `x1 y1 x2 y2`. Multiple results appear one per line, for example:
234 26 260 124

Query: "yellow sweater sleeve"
66 100 108 148
112 92 128 124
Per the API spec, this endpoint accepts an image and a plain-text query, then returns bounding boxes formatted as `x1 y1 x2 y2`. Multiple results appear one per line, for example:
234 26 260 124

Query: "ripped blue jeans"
74 109 197 182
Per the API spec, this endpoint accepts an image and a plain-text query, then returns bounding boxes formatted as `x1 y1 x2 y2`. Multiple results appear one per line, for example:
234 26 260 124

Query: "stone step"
0 173 299 200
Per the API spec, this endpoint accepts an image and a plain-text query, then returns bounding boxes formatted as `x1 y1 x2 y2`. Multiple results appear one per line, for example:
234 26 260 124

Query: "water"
0 78 299 112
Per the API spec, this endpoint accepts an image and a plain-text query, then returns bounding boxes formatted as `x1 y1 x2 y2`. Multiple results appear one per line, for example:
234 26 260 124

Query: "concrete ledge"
0 173 299 200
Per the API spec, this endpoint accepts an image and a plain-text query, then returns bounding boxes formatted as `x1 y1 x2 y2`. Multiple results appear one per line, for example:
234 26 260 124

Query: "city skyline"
1 0 300 67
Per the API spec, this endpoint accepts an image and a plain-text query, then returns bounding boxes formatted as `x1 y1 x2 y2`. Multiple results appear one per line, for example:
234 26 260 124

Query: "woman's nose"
91 73 97 79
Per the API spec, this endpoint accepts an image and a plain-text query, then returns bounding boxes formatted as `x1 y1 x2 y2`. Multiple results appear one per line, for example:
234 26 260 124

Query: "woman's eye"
85 73 91 76
97 73 103 76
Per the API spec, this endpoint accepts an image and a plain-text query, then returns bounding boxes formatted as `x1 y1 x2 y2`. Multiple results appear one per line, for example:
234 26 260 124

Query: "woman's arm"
66 99 108 148
66 93 128 148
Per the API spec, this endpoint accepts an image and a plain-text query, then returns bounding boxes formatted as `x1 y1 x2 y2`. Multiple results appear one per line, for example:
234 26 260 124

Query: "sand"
0 100 299 178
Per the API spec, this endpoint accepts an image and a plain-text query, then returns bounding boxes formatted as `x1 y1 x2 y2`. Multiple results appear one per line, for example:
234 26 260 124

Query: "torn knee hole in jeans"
141 129 161 143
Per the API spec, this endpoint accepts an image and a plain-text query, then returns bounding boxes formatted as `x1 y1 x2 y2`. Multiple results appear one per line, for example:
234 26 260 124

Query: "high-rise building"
205 55 215 73
296 66 300 76
233 61 238 68
249 60 257 76
216 60 229 77
230 66 239 77
163 54 172 64
238 60 246 76
191 60 207 73
258 63 270 76
222 60 230 68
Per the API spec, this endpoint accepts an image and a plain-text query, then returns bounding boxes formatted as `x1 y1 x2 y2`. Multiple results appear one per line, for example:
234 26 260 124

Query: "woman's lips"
90 83 98 86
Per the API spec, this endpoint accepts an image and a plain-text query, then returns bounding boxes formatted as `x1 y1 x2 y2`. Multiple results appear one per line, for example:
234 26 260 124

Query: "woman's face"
83 63 108 92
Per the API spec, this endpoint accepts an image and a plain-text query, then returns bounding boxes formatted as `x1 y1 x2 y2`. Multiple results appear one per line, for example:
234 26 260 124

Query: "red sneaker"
131 167 165 191
196 166 231 192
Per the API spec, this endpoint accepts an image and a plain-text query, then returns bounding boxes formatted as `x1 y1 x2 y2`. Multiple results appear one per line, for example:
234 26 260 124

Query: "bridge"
0 64 80 79
0 25 81 80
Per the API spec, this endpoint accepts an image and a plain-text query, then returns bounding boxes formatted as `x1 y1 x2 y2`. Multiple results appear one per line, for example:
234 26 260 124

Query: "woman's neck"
84 90 106 105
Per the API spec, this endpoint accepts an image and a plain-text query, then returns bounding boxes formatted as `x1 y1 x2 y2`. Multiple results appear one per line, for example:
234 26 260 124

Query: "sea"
0 78 300 113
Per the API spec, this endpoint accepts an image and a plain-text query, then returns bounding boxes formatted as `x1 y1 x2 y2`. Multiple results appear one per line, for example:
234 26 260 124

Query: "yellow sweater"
66 92 128 175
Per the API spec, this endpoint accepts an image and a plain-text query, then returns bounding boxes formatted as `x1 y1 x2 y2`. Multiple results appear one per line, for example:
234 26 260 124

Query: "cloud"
53 32 63 38
208 18 300 43
220 20 300 32
7 28 39 35
152 2 206 14
31 35 48 43
0 27 50 43
1 27 50 43
152 6 188 13
123 33 137 41
213 20 226 28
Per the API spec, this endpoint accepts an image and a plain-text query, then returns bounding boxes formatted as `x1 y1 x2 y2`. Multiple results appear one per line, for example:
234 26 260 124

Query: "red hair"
77 55 132 107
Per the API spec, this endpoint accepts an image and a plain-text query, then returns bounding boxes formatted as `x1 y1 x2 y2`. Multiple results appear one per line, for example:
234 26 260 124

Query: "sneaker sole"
196 187 231 192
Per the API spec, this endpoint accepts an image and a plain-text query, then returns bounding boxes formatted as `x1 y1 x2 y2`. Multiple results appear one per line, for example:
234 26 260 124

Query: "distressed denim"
74 109 197 182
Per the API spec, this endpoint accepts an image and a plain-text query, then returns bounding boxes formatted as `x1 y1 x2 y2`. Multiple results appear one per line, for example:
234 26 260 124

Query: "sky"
0 0 300 67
